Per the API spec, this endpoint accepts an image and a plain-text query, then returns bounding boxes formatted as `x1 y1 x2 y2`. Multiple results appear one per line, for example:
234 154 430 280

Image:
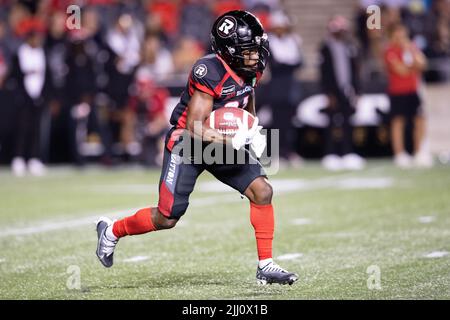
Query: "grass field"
0 160 449 300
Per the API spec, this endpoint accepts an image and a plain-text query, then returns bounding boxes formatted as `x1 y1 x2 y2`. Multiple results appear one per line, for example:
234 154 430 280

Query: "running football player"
96 10 298 285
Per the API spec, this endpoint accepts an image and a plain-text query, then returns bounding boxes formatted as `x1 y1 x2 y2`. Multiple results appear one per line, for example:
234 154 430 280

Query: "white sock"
105 224 118 241
259 258 273 269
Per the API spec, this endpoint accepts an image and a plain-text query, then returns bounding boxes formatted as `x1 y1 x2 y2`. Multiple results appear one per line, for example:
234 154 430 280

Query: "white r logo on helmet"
217 16 237 37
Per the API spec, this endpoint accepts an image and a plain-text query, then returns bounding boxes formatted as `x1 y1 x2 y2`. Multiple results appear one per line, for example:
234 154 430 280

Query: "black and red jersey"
169 54 260 129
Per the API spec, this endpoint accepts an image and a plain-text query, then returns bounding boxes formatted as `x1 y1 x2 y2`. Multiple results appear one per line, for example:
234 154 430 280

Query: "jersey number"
224 96 249 109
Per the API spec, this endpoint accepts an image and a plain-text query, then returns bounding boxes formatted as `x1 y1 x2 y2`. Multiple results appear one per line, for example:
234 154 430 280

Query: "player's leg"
208 154 298 285
96 137 203 268
244 177 298 285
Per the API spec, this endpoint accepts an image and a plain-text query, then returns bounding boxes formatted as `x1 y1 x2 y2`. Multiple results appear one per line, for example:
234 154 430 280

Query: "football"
205 107 255 136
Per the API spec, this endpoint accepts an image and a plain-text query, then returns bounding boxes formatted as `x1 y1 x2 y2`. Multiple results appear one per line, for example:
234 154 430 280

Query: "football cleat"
95 217 118 268
256 261 298 285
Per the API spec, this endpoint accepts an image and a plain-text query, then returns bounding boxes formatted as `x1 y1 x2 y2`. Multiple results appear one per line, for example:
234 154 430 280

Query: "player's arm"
186 89 232 145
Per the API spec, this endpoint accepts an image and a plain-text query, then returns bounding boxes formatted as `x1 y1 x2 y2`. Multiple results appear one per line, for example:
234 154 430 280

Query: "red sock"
250 202 274 260
112 207 157 238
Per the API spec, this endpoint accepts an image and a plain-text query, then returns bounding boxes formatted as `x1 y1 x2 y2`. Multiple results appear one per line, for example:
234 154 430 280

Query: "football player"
96 10 298 285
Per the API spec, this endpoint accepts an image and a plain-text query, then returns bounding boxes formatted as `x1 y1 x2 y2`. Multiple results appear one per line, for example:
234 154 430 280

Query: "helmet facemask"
225 34 270 79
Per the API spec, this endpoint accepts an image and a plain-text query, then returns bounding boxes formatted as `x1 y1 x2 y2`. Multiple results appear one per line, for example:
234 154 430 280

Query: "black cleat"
95 217 118 268
256 261 298 285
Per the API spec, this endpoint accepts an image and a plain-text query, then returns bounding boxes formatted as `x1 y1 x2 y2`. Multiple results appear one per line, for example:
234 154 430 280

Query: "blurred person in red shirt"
213 0 244 17
126 68 170 166
384 23 432 168
146 0 180 43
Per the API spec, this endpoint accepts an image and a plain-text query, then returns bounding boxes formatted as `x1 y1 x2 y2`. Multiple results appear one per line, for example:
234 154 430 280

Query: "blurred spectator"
0 44 6 88
172 37 205 76
384 23 433 168
402 0 428 50
8 18 52 176
241 0 275 29
126 68 170 167
45 10 68 116
356 1 403 82
5 1 32 57
140 32 174 83
106 12 142 79
16 0 39 15
424 0 450 82
65 30 98 166
179 0 214 48
146 0 180 45
0 20 9 65
319 15 365 171
267 10 303 167
213 0 244 17
105 12 143 155
243 0 280 11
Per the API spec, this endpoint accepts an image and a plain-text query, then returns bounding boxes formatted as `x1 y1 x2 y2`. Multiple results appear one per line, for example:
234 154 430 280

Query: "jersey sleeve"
189 59 223 98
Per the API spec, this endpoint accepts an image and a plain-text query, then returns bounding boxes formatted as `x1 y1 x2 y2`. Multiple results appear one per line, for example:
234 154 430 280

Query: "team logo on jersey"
236 86 252 96
217 16 237 38
194 64 208 78
221 85 235 95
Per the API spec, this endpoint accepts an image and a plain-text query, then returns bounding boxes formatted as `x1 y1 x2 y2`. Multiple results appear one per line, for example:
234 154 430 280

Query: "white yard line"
0 195 239 238
292 218 313 225
277 253 303 260
0 166 389 238
423 251 449 258
418 216 436 224
123 256 149 263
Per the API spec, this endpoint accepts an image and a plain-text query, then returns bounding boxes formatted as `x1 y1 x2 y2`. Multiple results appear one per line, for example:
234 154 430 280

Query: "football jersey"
169 54 260 129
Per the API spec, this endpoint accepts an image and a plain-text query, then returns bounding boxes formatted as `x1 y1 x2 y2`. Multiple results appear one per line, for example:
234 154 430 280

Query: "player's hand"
231 117 259 151
250 126 266 158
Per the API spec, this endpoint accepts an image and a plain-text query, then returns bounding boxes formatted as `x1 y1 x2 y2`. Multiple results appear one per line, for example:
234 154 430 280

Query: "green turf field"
0 160 449 299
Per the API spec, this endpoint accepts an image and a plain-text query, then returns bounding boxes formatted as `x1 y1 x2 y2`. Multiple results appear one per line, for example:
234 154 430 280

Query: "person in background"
267 10 303 167
64 28 98 166
179 0 213 49
424 0 450 82
139 32 174 83
45 10 68 121
384 23 433 168
105 12 143 157
172 36 205 77
0 48 6 88
8 18 52 176
126 68 170 167
319 15 365 171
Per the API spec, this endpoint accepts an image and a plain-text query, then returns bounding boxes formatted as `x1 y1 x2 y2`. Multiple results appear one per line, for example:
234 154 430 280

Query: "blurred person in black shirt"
267 10 303 167
8 18 53 176
319 15 365 171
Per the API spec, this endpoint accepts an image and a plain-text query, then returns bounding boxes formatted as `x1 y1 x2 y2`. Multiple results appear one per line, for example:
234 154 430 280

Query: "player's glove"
250 126 266 158
231 117 260 151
